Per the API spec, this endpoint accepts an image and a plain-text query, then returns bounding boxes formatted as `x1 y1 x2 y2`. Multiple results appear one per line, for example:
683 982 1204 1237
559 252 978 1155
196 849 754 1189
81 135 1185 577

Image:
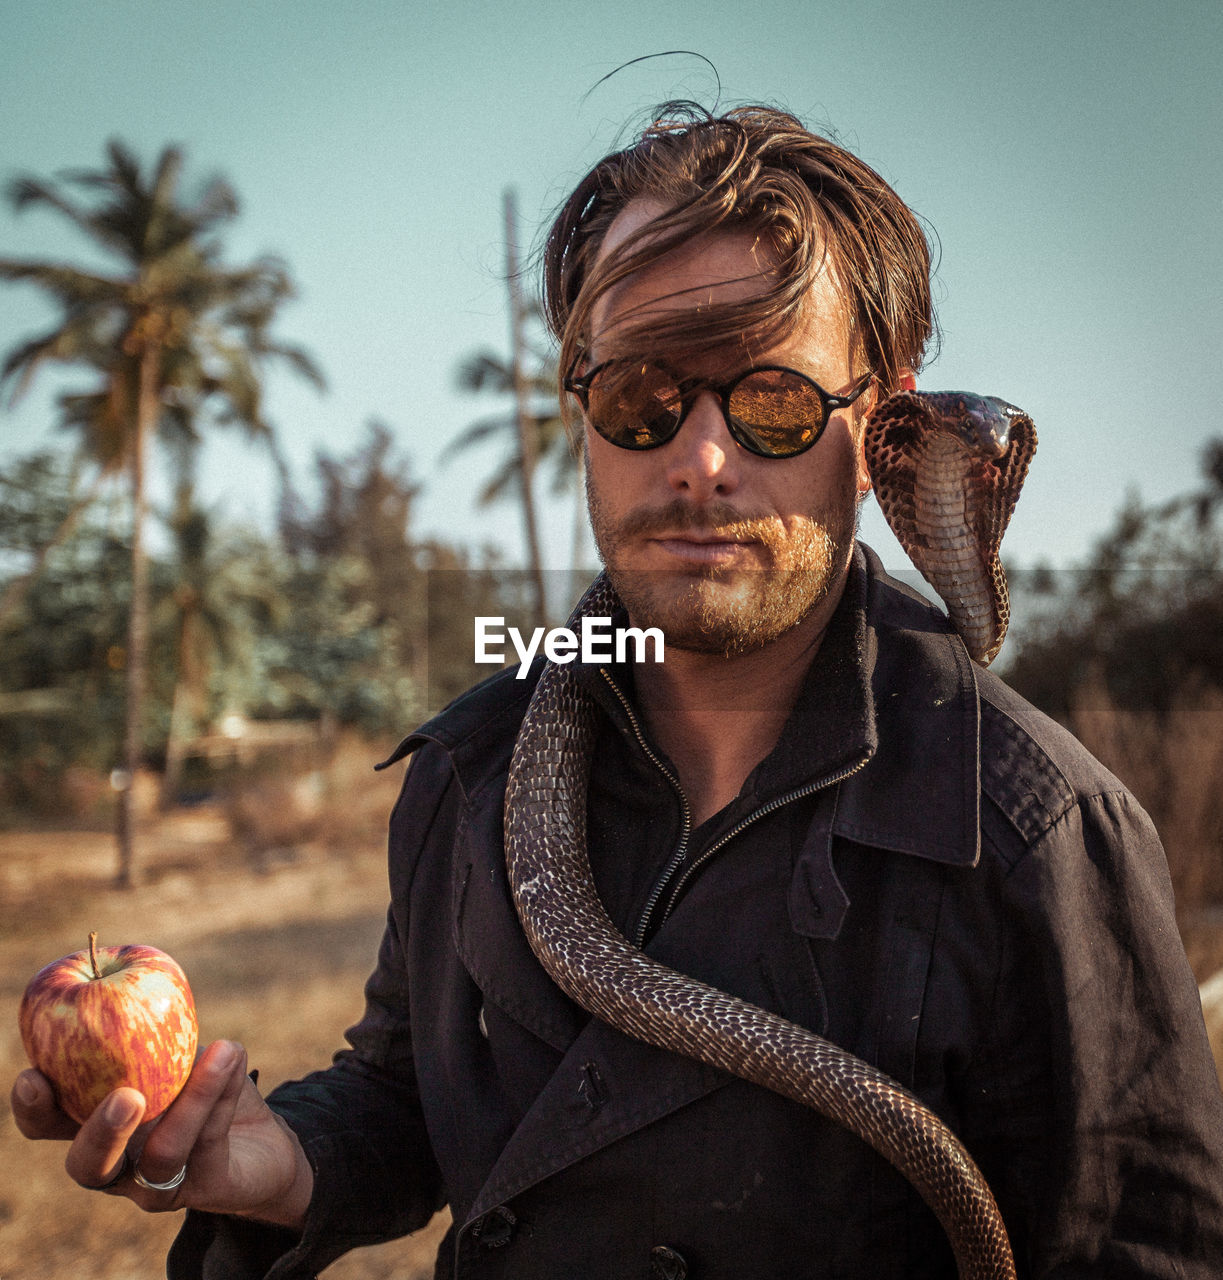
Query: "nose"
661 391 742 501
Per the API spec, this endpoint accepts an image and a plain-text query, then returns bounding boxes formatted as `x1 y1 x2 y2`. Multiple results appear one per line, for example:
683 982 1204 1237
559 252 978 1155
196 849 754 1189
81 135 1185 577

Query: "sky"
1 0 1220 580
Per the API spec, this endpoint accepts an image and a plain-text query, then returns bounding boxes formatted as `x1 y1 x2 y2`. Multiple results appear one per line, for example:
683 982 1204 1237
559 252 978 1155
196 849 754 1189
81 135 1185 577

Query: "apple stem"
89 931 101 980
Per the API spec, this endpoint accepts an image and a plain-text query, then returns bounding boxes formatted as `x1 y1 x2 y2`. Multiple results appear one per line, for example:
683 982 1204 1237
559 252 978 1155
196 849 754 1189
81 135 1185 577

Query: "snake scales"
866 391 1037 665
503 390 1036 1278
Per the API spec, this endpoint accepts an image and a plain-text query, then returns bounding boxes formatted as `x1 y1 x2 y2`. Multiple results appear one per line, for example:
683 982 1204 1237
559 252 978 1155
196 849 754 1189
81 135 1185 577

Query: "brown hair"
543 103 936 420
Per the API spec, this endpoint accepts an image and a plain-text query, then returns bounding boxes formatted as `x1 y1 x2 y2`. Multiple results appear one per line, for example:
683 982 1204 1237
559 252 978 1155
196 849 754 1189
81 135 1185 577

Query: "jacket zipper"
600 669 870 948
650 754 870 936
598 670 692 948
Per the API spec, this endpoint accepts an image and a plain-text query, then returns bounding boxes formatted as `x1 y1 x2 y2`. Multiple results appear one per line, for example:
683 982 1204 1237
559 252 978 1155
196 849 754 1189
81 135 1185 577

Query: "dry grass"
0 737 447 1280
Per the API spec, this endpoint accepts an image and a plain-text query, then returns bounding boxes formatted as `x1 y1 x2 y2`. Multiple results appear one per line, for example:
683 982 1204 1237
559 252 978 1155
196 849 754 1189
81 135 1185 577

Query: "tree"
0 140 323 885
0 451 131 801
279 421 529 720
1004 435 1223 719
155 439 289 806
272 421 426 732
0 442 115 628
444 192 585 626
447 297 585 617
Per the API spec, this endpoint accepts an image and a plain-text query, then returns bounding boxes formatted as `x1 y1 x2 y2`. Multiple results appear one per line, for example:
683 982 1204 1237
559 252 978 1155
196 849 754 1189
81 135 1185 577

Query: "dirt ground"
0 786 448 1280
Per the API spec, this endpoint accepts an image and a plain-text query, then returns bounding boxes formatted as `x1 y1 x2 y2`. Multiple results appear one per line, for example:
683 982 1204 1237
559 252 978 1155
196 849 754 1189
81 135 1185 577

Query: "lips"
649 533 760 566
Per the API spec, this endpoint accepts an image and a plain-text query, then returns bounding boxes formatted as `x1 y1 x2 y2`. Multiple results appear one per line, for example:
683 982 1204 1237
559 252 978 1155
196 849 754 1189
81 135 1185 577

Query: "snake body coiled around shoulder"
503 390 1036 1278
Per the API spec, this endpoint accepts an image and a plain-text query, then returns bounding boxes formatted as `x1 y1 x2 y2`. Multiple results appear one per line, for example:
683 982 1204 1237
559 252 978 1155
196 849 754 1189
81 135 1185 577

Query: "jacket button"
650 1245 688 1278
472 1204 517 1249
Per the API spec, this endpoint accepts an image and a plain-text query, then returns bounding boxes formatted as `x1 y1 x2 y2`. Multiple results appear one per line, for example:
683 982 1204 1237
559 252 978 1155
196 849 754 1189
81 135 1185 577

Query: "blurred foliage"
273 420 529 722
1004 437 1223 719
0 453 129 783
0 426 524 812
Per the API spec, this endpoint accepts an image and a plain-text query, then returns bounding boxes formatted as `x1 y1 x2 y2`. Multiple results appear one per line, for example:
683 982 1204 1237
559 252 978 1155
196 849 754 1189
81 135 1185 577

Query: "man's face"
581 200 871 656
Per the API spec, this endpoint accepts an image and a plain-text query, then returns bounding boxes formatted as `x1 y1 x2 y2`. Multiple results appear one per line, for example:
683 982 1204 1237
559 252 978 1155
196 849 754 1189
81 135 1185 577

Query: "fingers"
14 1042 265 1214
11 1069 82 1142
133 1039 247 1192
63 1087 148 1190
13 1069 146 1192
192 1041 253 1149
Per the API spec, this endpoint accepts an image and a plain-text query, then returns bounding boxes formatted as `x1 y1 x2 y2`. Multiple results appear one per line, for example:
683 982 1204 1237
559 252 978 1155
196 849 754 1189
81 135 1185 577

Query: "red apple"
19 931 198 1125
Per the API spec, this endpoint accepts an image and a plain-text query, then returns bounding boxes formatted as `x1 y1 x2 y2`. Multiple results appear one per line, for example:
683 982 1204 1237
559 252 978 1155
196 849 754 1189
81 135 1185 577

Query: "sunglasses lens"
585 362 683 449
727 369 826 457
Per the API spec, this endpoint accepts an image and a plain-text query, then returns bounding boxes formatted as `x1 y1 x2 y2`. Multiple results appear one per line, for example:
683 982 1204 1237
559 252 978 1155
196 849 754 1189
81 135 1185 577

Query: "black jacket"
171 547 1223 1279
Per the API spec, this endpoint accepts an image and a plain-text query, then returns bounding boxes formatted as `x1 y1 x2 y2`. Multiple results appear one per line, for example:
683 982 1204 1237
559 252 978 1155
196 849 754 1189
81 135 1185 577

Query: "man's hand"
10 1039 314 1229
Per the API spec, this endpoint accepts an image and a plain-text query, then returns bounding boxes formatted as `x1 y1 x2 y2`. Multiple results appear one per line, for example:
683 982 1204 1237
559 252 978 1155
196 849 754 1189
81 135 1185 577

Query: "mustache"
615 500 780 541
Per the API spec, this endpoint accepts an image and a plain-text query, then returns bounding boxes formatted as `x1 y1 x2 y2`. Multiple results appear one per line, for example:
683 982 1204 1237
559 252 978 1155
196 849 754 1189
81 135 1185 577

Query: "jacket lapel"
382 677 596 1054
463 1014 727 1225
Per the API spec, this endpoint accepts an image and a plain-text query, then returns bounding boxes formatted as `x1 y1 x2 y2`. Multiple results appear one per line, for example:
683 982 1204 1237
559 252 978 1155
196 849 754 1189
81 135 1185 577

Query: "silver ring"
132 1162 188 1192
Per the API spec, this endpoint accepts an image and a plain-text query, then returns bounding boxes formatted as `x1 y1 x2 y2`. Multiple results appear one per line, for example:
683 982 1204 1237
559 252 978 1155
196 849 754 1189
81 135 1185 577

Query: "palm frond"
105 140 145 195
442 413 516 459
456 351 514 394
477 454 522 507
7 176 92 227
7 175 129 262
1 324 99 402
274 344 327 391
192 176 240 228
148 147 184 207
0 258 125 305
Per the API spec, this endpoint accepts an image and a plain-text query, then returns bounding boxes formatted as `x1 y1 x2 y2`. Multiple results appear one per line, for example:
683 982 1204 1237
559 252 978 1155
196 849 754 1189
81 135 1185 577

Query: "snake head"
921 392 1025 459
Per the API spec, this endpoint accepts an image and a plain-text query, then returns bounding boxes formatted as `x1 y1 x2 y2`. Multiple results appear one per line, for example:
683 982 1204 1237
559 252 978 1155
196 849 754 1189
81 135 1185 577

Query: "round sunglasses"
564 359 875 459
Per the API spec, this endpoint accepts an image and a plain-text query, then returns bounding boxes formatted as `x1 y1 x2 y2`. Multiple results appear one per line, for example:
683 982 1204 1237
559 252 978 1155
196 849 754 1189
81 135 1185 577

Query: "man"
13 105 1223 1278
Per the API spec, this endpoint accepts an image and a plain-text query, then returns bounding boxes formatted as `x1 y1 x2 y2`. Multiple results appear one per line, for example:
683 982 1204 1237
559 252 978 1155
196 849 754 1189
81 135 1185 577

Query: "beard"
586 476 858 658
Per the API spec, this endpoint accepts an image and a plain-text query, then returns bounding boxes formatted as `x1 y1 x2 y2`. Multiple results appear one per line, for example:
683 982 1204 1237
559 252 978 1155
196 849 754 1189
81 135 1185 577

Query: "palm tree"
444 191 585 627
0 140 323 886
447 336 587 607
450 342 572 500
447 199 590 619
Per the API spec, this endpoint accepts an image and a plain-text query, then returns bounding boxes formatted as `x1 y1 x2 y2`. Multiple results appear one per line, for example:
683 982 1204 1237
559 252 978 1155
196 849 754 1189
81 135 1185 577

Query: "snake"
866 391 1037 665
503 390 1036 1278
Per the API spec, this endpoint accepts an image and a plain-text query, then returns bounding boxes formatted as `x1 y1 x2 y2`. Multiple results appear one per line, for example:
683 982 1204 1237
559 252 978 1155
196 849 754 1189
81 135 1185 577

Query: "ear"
855 449 873 495
897 368 917 392
854 406 873 496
